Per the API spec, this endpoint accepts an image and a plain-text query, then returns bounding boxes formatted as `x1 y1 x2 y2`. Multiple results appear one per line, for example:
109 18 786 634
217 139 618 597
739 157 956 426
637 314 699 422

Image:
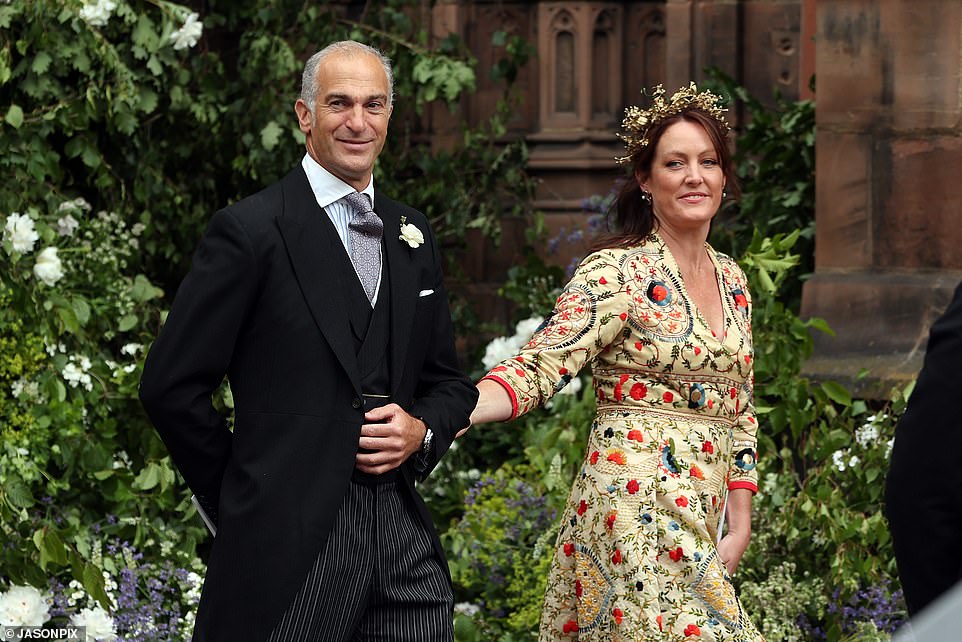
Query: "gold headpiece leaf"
617 82 731 163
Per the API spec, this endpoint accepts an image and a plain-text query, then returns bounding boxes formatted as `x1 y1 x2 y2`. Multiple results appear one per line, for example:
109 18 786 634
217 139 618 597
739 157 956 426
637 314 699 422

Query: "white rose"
33 246 64 286
0 584 50 627
399 222 424 248
481 336 522 371
71 605 118 642
170 12 204 50
3 212 39 254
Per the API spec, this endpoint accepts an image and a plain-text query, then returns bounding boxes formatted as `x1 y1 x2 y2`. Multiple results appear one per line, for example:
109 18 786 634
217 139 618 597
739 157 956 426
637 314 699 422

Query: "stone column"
801 0 962 396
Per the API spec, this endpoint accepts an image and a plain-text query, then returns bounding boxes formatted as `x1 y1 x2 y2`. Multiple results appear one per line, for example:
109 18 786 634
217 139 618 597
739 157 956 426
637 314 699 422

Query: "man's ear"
294 99 312 134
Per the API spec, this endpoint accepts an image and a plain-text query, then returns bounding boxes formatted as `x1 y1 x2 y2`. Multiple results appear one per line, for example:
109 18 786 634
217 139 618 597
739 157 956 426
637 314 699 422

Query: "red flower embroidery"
492 365 507 372
626 479 639 494
676 496 689 508
702 441 714 454
663 391 674 403
669 547 684 562
607 451 627 465
590 451 600 465
627 429 644 441
744 354 751 364
619 312 628 321
575 579 582 597
734 293 748 308
613 608 624 624
685 623 701 637
694 346 701 356
563 620 579 634
514 356 524 362
651 284 668 301
559 367 568 375
612 548 622 564
630 383 647 400
577 500 587 516
635 341 644 351
690 465 705 480
730 387 737 399
564 543 575 557
606 511 617 531
657 615 663 631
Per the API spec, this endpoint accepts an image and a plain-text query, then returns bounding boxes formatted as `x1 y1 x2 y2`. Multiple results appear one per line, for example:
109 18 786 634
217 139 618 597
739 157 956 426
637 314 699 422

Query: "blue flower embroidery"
688 382 707 409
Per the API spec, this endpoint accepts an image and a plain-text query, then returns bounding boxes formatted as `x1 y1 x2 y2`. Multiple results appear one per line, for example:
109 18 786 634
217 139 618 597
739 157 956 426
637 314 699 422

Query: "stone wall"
800 0 962 396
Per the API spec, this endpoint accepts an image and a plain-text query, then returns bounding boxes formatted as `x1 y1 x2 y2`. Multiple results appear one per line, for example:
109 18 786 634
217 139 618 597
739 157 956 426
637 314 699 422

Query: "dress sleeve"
482 250 628 418
727 264 759 494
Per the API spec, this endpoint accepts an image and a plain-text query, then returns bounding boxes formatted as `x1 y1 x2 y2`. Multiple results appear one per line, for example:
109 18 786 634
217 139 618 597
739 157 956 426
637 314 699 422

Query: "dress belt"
351 393 400 485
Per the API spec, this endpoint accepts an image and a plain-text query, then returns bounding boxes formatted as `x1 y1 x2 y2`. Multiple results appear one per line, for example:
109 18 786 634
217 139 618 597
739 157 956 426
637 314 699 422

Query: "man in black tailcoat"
140 40 477 641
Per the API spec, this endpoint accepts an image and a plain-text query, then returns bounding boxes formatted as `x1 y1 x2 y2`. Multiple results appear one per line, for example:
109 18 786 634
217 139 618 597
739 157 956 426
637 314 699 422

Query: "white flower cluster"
62 355 94 391
831 449 860 473
0 584 50 626
11 377 41 401
79 0 117 27
57 197 91 237
170 12 203 50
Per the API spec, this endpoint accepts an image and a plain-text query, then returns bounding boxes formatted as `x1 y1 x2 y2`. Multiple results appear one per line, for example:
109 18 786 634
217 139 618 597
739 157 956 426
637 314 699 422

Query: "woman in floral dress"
468 84 765 641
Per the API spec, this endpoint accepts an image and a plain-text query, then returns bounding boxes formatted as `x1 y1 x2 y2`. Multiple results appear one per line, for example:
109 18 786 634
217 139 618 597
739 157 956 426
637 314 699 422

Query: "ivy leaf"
5 103 23 128
260 120 283 151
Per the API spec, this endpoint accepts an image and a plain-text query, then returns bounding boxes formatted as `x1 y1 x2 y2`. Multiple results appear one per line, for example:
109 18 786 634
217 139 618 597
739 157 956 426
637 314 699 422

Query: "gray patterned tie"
342 191 383 303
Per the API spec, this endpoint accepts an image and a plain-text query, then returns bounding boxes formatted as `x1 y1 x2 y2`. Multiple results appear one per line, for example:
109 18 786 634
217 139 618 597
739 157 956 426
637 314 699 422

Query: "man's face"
295 51 392 191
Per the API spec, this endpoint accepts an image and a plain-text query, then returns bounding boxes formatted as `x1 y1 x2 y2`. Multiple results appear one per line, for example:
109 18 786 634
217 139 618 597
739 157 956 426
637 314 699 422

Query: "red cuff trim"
728 480 758 495
480 374 519 420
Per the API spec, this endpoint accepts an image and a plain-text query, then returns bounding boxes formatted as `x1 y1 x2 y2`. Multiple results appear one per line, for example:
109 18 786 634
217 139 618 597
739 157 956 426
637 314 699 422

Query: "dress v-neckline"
655 232 729 343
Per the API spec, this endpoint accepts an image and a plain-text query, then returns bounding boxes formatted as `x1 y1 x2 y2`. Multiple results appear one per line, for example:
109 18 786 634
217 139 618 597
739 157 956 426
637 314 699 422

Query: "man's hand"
355 403 426 474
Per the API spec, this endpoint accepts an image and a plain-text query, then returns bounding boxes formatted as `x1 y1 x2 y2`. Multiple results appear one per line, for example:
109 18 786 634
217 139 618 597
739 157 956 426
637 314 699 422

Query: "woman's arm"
458 379 513 437
717 487 753 576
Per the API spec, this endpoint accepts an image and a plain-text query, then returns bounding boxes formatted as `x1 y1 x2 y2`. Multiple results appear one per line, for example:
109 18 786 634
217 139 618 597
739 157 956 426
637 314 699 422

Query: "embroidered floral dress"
483 234 764 642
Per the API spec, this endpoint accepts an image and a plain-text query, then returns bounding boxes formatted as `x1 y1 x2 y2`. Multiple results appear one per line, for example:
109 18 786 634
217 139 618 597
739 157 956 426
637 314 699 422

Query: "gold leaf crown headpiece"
617 82 730 163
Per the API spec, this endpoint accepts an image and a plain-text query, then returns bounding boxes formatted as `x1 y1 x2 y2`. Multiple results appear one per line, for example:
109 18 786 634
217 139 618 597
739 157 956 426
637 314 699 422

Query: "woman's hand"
717 529 750 576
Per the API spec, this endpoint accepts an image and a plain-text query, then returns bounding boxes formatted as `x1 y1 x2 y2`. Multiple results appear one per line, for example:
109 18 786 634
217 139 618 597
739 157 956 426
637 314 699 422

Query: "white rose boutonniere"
399 216 424 249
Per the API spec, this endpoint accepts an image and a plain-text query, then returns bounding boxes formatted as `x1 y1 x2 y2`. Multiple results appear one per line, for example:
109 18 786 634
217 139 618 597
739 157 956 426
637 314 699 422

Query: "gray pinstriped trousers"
266 478 454 642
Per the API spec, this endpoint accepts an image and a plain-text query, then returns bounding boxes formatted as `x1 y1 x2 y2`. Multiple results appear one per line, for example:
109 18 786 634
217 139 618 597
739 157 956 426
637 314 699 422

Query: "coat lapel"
378 196 418 396
276 167 362 395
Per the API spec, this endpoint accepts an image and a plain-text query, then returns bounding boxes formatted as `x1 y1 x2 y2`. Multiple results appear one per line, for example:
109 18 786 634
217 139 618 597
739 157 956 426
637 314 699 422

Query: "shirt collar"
301 153 375 209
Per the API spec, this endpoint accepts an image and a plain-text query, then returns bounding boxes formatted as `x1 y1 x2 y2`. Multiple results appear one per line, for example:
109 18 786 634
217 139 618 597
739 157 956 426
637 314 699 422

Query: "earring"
722 190 727 198
641 190 652 203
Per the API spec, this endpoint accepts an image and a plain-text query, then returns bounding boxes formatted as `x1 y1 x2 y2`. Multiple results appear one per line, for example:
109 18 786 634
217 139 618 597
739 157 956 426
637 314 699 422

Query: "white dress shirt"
301 154 382 305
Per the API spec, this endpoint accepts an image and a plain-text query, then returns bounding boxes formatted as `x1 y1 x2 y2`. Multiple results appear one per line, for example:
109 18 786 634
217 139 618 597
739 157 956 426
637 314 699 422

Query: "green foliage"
443 463 558 642
708 70 816 307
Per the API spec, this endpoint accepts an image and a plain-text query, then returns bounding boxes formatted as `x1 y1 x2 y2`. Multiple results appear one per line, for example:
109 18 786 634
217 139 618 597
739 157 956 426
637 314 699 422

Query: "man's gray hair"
300 41 394 112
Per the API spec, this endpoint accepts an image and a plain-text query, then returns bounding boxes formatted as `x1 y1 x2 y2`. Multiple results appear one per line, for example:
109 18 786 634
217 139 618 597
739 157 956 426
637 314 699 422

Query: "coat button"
352 397 362 409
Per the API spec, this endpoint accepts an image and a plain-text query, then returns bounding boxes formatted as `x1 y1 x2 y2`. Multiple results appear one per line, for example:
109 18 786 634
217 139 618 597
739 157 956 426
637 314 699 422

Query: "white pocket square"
418 289 435 297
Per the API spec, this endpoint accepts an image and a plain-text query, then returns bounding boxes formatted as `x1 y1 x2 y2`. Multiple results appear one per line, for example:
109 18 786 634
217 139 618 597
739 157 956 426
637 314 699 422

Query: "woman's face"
638 119 725 235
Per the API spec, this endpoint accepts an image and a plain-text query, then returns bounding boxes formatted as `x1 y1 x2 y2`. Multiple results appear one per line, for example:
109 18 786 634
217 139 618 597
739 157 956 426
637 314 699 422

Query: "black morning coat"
139 166 478 642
